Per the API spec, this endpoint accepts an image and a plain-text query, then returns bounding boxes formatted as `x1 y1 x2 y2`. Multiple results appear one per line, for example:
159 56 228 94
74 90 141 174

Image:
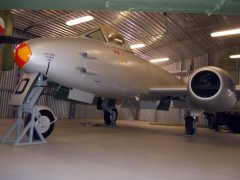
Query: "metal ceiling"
11 9 240 64
1 0 240 15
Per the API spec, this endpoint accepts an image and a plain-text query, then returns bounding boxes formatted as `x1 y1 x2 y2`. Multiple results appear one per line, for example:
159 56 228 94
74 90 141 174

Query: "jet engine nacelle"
188 66 236 112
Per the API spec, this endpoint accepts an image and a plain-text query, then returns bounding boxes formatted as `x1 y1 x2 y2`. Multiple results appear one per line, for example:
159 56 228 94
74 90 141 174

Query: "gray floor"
0 119 240 180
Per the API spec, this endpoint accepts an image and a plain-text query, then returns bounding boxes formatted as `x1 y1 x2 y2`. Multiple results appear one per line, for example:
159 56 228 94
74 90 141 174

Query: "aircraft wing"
168 70 189 77
150 84 240 97
149 85 187 110
149 85 187 96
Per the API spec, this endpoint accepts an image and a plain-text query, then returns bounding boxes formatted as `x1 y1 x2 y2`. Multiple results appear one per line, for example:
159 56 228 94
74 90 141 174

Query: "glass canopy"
82 25 131 50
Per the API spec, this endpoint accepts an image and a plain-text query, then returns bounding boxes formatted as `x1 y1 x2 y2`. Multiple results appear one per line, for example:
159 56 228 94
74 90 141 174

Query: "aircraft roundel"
0 17 5 34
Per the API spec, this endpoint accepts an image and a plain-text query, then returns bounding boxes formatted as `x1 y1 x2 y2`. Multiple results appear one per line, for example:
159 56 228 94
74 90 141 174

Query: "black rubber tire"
25 110 55 140
185 116 195 135
104 108 118 126
232 116 240 134
207 115 215 129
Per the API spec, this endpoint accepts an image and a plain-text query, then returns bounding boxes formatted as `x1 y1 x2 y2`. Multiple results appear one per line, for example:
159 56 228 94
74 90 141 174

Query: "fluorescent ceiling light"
130 43 145 49
150 58 169 63
211 28 240 37
230 54 240 59
66 16 94 26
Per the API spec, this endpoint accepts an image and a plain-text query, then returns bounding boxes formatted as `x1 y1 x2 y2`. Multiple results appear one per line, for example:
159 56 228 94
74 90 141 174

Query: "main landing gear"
204 111 240 133
104 108 118 126
184 110 198 135
98 98 118 127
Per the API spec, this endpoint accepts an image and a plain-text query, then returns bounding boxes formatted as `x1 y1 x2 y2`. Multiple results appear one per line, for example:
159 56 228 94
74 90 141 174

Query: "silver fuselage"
23 37 184 99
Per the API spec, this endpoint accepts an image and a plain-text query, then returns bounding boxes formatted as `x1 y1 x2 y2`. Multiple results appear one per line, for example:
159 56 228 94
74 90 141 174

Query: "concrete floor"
0 119 240 180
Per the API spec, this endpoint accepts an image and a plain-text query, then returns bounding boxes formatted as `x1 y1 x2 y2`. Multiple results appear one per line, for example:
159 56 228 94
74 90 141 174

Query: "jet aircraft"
0 25 239 141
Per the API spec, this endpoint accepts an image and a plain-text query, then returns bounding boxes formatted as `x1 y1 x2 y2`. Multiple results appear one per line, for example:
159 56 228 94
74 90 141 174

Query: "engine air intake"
191 70 220 98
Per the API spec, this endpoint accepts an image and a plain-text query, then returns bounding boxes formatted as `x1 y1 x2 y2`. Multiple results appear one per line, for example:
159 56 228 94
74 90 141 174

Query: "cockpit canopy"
81 25 131 51
101 25 125 46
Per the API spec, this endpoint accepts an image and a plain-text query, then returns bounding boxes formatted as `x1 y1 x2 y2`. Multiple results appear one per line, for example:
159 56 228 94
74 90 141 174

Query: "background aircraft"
0 10 16 72
0 24 238 140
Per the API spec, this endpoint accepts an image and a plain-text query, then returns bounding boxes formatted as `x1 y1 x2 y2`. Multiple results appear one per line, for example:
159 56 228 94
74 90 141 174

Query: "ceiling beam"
0 0 240 15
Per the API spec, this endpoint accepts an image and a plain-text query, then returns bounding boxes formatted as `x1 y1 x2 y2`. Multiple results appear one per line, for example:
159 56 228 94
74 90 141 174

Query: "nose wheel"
104 108 118 127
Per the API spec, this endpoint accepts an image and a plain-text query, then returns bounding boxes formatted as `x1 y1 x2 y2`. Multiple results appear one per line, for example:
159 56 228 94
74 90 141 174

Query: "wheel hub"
36 116 51 133
110 111 116 122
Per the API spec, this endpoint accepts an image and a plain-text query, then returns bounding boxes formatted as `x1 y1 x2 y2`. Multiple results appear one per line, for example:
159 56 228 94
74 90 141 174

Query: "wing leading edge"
149 85 187 97
150 83 240 97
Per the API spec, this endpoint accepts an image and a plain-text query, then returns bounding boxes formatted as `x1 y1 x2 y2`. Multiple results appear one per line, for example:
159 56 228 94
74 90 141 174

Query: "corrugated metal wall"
209 46 240 110
37 94 70 119
0 61 20 118
210 46 240 84
75 104 102 119
74 104 133 120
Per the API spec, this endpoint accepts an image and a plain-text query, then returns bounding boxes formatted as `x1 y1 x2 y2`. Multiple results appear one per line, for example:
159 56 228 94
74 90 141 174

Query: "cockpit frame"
80 25 132 52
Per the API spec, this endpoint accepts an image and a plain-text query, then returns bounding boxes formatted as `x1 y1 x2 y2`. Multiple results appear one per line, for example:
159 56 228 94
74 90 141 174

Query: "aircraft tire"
206 114 215 129
104 108 118 126
185 116 195 135
232 114 240 134
25 109 55 140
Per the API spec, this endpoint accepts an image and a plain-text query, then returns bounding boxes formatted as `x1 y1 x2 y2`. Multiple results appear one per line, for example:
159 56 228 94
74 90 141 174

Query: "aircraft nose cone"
14 42 32 68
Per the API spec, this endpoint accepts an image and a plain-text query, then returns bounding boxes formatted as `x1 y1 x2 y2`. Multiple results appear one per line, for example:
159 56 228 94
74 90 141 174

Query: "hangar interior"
1 10 240 125
1 1 240 180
